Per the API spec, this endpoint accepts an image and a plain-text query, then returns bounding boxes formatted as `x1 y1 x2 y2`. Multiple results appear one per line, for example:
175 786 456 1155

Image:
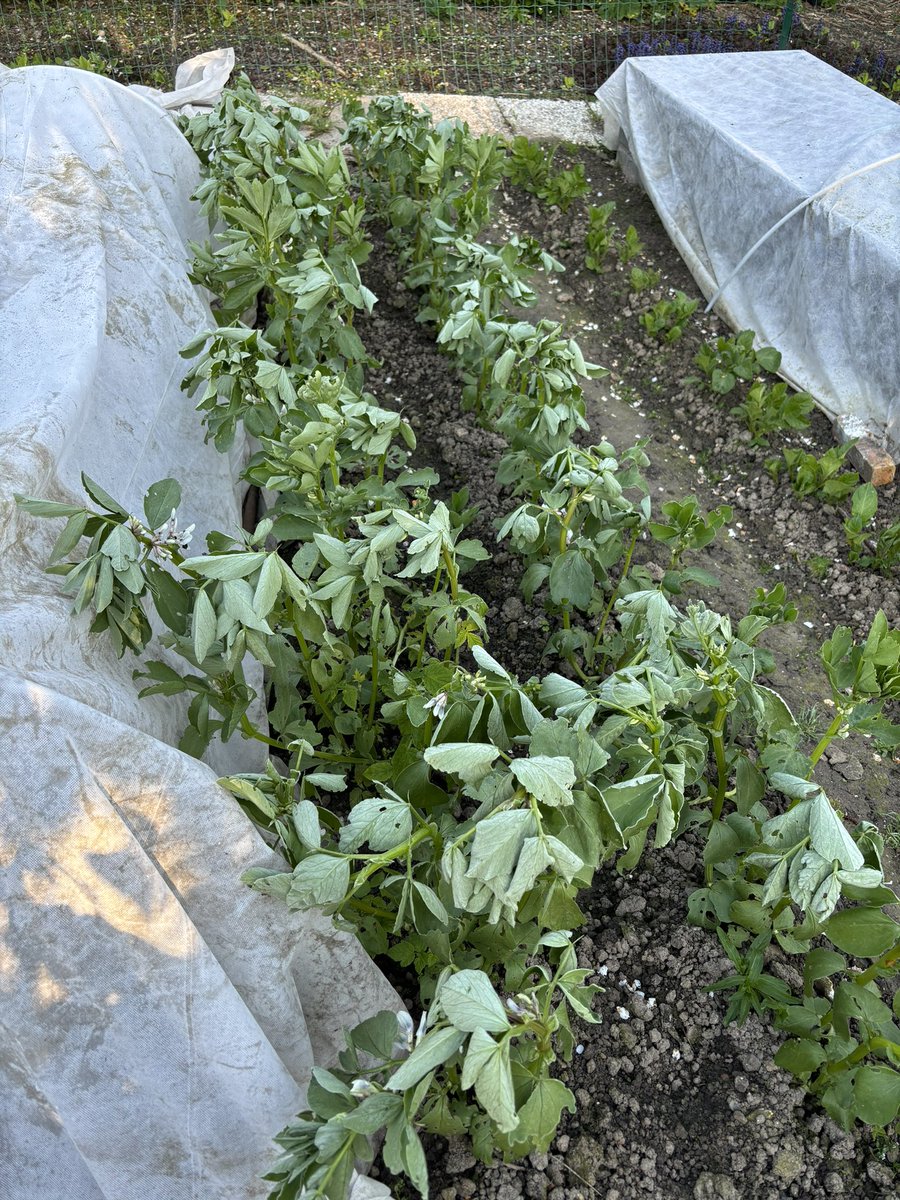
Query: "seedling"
731 381 814 445
639 291 698 343
504 136 589 212
584 201 617 271
629 265 661 293
695 330 781 395
618 224 644 264
769 444 860 505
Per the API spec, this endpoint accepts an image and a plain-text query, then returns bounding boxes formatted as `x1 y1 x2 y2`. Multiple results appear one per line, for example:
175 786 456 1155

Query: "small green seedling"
584 201 617 271
695 330 781 395
629 265 661 293
731 381 814 445
769 444 860 505
618 225 643 264
639 291 698 343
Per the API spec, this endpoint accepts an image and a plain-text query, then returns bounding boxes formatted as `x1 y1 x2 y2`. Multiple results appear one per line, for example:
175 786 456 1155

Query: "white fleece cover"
596 50 900 450
0 65 395 1199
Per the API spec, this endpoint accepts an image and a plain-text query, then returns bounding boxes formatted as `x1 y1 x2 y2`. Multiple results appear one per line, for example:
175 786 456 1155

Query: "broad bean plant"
18 84 900 1197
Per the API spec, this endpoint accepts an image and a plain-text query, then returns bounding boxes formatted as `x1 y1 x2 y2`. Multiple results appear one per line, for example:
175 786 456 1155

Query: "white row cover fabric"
596 51 900 451
131 47 236 114
0 66 396 1199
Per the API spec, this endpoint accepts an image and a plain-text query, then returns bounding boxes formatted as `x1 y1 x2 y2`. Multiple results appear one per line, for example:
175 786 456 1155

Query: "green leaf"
182 552 266 581
424 742 500 784
305 771 347 794
340 796 413 853
472 1035 517 1133
15 496 85 519
467 810 533 895
440 970 510 1033
241 867 292 900
510 755 576 808
853 1064 900 1126
505 1077 576 1154
809 793 864 870
352 1010 403 1061
341 1092 404 1135
100 523 140 570
287 854 351 908
192 589 217 663
292 800 321 850
413 881 449 925
549 550 594 611
253 554 282 617
774 1038 827 1076
825 907 900 959
386 1026 466 1091
851 482 878 524
81 473 128 516
803 947 846 990
143 479 182 530
597 774 663 845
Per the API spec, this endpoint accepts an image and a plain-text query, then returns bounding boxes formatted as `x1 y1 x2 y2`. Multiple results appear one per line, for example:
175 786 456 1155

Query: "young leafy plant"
618 224 643 264
629 265 661 294
695 330 782 395
769 443 860 505
504 136 588 212
731 381 814 445
584 200 617 271
639 291 698 343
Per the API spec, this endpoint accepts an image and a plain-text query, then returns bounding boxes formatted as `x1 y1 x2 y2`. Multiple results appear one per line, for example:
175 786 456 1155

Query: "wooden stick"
282 33 350 80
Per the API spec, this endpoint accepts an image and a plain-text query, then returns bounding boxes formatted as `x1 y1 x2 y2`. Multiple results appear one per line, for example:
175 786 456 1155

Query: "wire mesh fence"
1 2 896 100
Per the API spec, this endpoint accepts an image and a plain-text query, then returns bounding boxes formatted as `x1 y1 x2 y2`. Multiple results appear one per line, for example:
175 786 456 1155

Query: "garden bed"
351 141 900 1198
17 85 899 1199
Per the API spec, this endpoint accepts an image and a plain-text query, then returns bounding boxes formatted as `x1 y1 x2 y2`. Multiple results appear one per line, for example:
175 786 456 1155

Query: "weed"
629 265 661 294
807 554 832 581
768 444 859 505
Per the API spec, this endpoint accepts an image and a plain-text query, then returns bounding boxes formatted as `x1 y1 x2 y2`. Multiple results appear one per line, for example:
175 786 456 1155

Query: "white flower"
350 1079 377 1099
130 508 195 562
393 1009 427 1056
394 1010 415 1054
416 1010 428 1044
423 691 449 722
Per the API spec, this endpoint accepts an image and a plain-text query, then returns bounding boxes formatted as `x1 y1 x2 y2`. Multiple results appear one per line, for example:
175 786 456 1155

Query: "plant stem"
239 714 289 751
710 704 729 823
807 709 847 777
591 526 638 667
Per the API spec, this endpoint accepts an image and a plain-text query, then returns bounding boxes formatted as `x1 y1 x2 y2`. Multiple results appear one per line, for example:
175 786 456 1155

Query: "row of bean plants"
17 81 900 1199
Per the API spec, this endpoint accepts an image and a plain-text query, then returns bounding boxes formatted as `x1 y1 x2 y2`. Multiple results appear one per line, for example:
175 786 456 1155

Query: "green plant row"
16 84 900 1199
691 332 899 574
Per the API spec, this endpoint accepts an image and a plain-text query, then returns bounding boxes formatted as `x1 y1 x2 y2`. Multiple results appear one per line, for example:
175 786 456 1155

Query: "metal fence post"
778 0 797 51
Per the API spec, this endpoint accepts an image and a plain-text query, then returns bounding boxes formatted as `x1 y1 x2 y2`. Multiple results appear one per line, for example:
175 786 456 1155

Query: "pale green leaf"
440 970 510 1033
510 755 576 808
